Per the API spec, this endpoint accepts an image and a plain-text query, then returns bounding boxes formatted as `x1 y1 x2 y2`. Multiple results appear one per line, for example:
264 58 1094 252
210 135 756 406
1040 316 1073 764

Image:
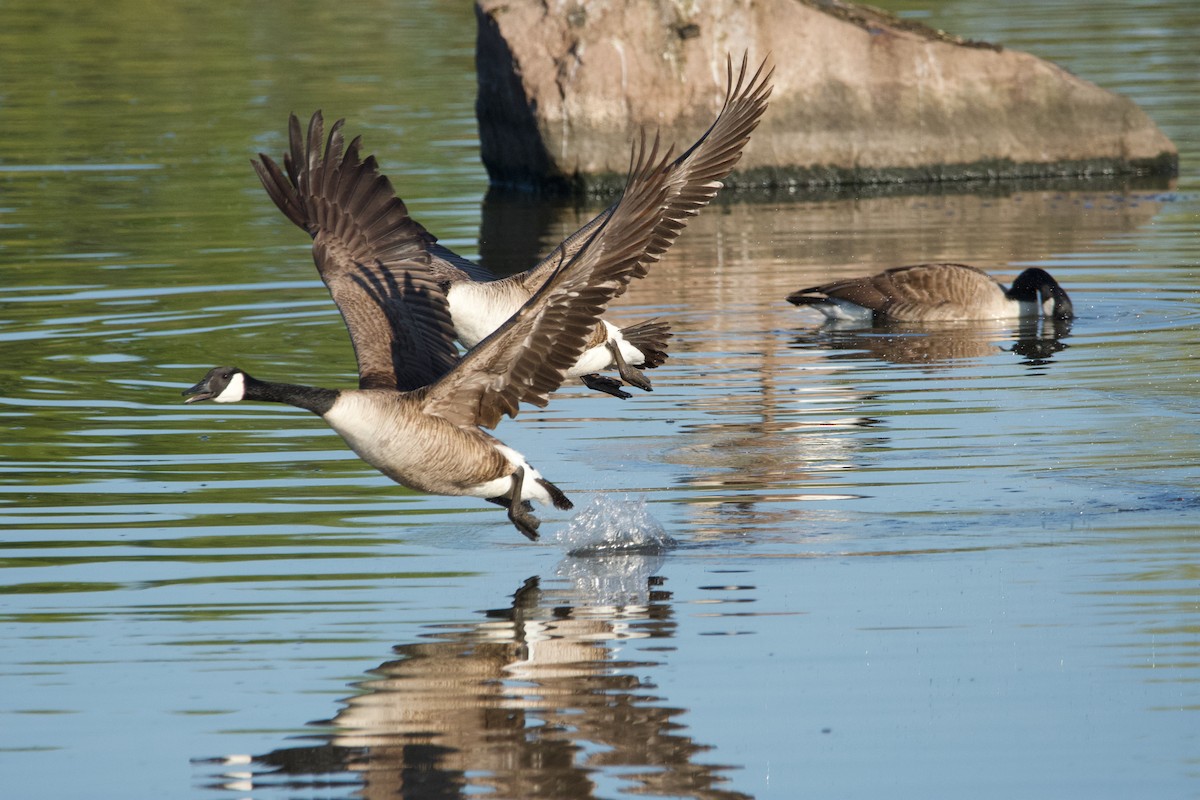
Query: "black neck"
1008 268 1071 316
1007 268 1053 302
243 375 340 416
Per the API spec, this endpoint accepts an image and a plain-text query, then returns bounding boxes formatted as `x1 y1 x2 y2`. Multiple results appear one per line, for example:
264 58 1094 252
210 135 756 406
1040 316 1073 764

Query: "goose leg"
581 373 632 399
607 341 652 392
505 466 541 541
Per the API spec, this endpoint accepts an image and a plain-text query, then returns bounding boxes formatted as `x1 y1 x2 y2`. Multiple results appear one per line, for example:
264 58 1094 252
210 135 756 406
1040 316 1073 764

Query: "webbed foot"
581 373 632 399
505 466 541 541
608 341 652 392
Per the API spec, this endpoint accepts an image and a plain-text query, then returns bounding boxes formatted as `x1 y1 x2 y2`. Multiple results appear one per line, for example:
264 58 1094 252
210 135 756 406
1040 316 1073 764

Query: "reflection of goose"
208 573 752 800
787 263 1074 323
793 316 1072 367
183 115 676 540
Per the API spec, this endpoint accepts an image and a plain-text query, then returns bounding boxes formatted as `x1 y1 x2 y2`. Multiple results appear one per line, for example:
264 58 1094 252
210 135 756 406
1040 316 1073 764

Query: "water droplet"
557 494 675 556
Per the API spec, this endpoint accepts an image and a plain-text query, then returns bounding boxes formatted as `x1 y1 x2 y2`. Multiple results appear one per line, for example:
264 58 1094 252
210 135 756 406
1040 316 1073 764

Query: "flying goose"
253 55 773 398
184 114 676 539
786 263 1075 323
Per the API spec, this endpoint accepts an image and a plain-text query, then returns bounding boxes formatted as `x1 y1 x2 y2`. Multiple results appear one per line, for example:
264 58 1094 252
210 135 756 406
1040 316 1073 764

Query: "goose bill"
182 381 217 404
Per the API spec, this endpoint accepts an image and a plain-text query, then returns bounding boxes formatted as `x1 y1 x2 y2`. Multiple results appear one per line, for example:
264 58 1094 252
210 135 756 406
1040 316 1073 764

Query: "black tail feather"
620 318 672 368
537 477 573 511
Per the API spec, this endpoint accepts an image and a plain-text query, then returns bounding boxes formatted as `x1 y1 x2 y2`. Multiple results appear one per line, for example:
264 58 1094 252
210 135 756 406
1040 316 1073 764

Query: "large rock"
474 0 1177 193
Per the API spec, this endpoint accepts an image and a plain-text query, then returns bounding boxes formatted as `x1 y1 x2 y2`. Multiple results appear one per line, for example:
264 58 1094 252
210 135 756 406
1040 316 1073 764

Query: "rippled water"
2 1 1198 798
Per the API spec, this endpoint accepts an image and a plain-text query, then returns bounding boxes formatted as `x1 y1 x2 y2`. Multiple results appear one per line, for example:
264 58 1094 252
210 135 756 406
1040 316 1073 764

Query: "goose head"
1011 268 1074 320
183 366 247 404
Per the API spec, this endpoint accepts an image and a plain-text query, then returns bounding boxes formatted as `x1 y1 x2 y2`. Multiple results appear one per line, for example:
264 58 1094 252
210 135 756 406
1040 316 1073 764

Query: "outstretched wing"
252 111 463 391
515 52 774 297
420 135 675 429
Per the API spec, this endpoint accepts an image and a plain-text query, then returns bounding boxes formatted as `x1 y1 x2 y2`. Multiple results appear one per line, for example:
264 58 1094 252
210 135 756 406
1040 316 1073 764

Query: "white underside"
567 321 645 377
811 299 875 323
447 283 520 349
463 444 554 505
813 296 1038 323
448 285 644 377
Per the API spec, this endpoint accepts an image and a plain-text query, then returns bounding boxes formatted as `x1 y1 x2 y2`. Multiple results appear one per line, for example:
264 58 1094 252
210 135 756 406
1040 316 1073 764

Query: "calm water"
2 1 1198 798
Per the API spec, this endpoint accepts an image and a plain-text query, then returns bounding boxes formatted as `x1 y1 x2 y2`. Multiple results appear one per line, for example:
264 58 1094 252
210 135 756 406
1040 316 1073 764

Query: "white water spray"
556 494 675 556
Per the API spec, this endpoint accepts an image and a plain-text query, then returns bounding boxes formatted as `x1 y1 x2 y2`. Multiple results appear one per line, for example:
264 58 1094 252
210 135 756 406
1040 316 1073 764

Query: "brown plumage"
187 113 678 539
787 263 1075 323
255 53 774 398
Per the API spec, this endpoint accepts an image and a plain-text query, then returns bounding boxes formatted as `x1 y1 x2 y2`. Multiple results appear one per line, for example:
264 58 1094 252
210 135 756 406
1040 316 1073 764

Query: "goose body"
185 108 685 539
446 281 646 381
448 276 669 395
322 391 546 503
254 55 773 398
787 263 1074 323
186 370 558 505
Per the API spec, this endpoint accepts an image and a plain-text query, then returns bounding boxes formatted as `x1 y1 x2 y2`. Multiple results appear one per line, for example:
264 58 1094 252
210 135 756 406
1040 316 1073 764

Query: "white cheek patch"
214 372 246 403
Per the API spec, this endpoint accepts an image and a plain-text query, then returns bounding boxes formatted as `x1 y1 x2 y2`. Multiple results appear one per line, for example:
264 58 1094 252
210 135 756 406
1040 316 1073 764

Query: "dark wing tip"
253 109 460 393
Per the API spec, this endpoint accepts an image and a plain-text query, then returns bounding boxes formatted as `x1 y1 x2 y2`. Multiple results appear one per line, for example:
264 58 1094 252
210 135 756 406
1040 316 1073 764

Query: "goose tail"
620 318 672 369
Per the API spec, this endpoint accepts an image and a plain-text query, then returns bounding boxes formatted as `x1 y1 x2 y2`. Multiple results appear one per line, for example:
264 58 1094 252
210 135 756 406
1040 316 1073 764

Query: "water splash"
554 495 674 607
556 494 676 556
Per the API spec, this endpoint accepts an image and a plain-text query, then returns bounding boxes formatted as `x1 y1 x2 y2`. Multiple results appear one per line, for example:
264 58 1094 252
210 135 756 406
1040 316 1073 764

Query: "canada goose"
253 55 773 398
786 263 1075 323
184 114 677 539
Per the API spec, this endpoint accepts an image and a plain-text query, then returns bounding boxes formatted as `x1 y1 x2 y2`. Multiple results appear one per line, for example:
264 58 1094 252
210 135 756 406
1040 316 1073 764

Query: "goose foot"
607 341 652 392
581 373 632 399
505 466 541 541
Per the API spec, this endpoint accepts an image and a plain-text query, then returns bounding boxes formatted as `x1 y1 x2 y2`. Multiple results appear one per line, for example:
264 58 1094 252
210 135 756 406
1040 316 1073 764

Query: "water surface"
1 1 1198 798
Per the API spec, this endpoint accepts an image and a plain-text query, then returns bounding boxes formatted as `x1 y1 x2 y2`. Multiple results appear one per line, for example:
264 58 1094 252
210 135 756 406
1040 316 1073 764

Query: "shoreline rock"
474 0 1178 194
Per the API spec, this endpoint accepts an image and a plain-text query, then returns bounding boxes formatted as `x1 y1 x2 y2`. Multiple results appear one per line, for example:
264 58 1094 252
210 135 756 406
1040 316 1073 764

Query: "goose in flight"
254 54 773 398
184 113 676 539
787 263 1074 323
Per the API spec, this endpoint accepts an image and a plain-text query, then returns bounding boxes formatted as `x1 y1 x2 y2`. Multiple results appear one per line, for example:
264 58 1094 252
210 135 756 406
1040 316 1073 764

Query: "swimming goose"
786 263 1075 323
184 114 676 539
253 54 773 398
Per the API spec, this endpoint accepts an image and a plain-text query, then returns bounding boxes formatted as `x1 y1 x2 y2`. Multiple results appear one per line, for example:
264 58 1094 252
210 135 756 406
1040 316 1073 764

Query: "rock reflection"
477 186 1167 308
791 316 1073 367
206 561 750 800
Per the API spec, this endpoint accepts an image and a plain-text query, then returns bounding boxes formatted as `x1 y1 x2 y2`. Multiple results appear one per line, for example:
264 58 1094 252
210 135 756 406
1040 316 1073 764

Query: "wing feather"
252 111 460 391
421 135 676 429
516 52 774 296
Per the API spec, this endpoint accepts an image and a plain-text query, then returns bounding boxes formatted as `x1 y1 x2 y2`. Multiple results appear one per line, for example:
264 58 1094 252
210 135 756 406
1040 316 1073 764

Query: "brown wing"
793 263 1006 313
428 242 495 283
514 52 774 296
252 112 462 391
420 135 675 429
